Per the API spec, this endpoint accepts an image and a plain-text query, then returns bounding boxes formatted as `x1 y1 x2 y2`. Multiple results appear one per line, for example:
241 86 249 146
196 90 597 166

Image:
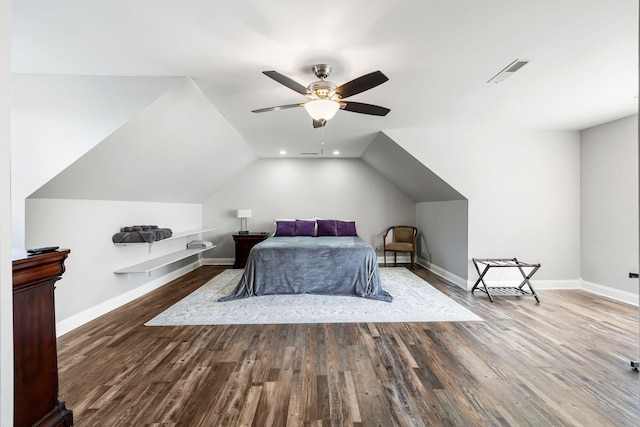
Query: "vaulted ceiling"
13 0 638 159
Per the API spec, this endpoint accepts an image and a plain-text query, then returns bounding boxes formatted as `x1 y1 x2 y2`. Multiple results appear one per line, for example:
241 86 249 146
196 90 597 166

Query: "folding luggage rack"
471 258 541 302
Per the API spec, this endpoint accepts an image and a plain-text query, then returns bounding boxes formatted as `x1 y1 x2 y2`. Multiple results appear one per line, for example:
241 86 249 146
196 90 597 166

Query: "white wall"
10 74 180 248
386 127 581 288
416 200 468 286
25 199 205 334
0 0 13 423
202 158 416 260
580 115 639 299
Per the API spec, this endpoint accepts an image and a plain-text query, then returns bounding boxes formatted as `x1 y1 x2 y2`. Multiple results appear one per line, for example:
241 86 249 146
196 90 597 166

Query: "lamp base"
238 230 249 234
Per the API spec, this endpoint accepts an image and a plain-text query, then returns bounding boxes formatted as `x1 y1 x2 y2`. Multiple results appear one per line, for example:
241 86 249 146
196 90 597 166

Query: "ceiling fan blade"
341 101 390 116
252 103 303 113
334 71 388 99
263 71 309 96
312 119 327 128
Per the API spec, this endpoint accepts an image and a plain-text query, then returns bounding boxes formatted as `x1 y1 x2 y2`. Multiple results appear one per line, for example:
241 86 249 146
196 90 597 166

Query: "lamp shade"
237 209 252 218
304 99 340 121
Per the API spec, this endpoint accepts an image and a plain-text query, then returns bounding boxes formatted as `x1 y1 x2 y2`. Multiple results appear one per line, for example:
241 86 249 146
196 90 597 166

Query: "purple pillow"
295 220 316 236
336 220 357 236
274 220 296 237
317 219 337 236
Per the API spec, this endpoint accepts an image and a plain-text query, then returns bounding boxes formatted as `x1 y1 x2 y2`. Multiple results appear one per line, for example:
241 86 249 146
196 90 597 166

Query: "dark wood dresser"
232 232 269 268
12 249 73 427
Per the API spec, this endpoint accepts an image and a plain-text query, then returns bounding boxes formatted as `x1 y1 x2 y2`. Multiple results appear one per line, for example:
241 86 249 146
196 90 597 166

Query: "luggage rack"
471 258 541 302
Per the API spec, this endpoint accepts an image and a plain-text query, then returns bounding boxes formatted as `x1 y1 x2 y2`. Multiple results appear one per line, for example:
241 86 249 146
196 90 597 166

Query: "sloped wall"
29 77 257 202
11 74 181 247
362 132 466 202
386 127 581 288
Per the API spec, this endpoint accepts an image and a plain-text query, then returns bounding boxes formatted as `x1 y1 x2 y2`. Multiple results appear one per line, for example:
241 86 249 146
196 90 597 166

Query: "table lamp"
237 209 252 234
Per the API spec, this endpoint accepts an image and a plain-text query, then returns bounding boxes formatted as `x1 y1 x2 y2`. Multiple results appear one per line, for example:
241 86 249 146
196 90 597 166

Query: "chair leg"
394 252 397 266
383 250 387 267
411 251 415 269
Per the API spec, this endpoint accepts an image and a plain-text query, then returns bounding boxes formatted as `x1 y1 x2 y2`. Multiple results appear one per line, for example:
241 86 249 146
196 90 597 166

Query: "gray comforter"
219 236 392 302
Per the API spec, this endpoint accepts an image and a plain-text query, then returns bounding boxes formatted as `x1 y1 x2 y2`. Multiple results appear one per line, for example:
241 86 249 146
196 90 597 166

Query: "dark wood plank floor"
57 265 639 426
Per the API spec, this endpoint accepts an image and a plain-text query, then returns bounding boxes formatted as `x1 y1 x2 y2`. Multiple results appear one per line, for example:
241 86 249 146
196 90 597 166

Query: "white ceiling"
12 0 638 158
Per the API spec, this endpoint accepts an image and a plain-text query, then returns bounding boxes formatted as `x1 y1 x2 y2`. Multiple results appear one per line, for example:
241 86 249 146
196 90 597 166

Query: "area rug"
145 268 482 326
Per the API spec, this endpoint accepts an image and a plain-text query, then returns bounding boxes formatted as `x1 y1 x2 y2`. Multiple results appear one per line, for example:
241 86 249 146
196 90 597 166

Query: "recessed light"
279 150 287 155
333 150 340 155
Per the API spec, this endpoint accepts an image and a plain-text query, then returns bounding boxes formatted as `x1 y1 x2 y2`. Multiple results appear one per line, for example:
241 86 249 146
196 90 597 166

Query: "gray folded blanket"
112 225 173 243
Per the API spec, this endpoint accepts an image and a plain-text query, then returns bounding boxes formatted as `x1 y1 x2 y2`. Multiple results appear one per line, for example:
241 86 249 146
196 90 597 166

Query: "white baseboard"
202 257 234 266
416 259 467 290
463 274 637 306
531 279 581 290
581 279 639 306
376 253 411 265
56 260 202 337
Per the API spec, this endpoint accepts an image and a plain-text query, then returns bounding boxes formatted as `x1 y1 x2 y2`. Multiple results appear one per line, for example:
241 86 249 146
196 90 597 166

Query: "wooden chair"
383 226 417 268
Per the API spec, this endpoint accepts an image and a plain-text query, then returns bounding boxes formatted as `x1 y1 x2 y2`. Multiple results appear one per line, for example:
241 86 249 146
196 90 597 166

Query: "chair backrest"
393 226 416 243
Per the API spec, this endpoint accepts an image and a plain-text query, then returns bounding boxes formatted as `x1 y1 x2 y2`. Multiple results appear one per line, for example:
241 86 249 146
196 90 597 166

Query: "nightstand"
232 232 269 268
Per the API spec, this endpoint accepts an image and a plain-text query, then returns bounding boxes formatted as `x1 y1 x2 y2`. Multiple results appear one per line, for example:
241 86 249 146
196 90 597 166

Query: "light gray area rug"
145 268 482 325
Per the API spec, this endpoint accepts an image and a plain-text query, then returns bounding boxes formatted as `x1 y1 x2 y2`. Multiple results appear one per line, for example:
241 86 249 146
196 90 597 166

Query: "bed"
219 235 392 302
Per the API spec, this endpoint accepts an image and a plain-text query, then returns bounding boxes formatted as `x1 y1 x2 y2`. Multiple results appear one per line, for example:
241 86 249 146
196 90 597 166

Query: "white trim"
463 273 637 306
376 253 411 265
202 257 234 266
580 279 639 306
56 260 202 337
416 258 467 290
532 279 581 290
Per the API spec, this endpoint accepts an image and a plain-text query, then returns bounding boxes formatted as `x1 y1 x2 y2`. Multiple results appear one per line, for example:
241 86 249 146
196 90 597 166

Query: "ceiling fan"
252 64 390 128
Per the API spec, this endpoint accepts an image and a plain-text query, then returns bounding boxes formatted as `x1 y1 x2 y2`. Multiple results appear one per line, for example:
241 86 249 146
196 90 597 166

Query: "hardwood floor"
57 265 639 426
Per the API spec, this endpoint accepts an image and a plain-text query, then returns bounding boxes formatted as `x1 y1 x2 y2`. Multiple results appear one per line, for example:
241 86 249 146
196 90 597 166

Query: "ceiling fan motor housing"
308 80 338 99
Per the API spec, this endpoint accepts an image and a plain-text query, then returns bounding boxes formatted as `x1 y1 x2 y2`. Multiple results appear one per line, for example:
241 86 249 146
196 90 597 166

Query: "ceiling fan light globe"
304 99 340 121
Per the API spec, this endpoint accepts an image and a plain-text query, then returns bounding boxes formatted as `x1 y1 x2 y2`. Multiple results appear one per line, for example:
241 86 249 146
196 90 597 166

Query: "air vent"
300 152 319 155
487 59 529 84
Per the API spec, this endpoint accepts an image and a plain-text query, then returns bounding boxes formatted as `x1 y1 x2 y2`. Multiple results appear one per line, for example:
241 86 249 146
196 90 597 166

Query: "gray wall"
416 200 468 284
203 158 417 259
580 114 639 296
